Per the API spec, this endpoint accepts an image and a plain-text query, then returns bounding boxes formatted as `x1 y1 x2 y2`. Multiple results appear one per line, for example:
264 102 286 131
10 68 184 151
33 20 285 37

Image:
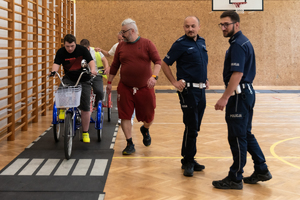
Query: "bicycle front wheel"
64 112 73 160
107 107 111 122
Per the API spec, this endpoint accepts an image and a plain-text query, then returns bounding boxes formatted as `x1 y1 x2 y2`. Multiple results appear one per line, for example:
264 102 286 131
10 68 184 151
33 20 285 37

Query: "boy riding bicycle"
50 34 97 143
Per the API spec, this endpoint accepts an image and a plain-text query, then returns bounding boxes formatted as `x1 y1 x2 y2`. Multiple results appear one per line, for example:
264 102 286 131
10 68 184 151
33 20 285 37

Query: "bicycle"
94 68 113 122
50 60 104 159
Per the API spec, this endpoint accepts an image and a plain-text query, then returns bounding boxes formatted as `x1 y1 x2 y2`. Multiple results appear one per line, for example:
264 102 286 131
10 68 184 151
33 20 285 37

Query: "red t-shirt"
110 37 161 88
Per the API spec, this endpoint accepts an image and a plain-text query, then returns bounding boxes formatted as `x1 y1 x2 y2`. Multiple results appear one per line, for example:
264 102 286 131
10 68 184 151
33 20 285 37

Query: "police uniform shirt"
163 35 208 83
223 31 256 84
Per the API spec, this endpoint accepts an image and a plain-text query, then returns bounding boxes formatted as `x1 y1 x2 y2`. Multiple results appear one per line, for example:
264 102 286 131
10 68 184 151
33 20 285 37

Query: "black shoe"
183 162 194 177
122 144 135 155
140 126 151 146
212 176 243 190
243 171 272 184
181 160 205 171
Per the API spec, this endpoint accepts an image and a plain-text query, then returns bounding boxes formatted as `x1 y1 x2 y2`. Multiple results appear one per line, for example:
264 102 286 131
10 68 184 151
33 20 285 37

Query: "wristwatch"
152 75 158 80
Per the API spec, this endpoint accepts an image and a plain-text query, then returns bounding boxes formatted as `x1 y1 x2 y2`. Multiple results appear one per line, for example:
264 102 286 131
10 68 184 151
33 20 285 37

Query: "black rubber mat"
0 92 119 200
0 192 104 200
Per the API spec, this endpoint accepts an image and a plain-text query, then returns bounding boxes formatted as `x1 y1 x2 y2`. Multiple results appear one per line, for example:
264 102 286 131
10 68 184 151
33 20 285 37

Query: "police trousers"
178 87 206 162
225 84 268 181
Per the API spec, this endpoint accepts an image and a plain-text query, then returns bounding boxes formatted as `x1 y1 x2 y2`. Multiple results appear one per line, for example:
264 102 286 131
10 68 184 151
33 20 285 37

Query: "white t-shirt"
108 42 119 56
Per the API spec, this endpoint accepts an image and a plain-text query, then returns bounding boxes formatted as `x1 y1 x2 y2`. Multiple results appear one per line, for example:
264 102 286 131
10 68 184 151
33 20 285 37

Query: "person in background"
80 39 109 106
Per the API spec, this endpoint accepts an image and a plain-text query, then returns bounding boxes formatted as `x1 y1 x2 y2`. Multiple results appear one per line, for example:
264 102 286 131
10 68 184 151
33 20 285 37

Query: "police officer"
212 11 272 189
161 16 209 177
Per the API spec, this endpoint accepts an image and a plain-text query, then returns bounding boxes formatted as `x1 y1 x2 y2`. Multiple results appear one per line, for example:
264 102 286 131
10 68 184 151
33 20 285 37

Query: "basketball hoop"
233 2 247 14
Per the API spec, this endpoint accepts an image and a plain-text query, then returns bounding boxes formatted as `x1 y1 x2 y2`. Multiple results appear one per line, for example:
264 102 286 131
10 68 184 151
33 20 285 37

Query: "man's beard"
224 27 235 38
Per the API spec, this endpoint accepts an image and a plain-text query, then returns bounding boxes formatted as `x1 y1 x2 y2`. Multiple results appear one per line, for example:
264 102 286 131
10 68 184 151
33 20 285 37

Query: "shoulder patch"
176 36 185 42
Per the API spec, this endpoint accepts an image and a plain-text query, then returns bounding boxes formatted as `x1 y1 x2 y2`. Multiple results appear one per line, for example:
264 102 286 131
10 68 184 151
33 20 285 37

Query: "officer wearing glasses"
161 16 209 177
212 11 272 190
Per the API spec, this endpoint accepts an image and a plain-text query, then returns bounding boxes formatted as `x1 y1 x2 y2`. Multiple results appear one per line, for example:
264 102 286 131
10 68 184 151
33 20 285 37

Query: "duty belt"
186 82 206 89
229 83 253 96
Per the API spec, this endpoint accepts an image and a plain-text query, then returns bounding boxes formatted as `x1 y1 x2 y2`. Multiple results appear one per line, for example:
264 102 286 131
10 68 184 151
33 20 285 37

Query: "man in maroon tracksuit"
106 18 161 155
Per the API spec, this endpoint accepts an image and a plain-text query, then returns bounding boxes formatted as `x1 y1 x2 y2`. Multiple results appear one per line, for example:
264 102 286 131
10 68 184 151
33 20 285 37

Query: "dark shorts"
117 82 156 123
62 77 91 111
91 75 104 104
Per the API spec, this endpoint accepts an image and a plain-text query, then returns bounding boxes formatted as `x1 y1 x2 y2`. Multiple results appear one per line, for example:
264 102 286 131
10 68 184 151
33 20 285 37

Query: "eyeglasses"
120 28 132 34
218 22 235 29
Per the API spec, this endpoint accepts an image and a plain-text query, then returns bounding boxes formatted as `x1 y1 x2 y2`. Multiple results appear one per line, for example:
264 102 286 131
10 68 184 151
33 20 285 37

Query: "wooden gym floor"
1 86 300 199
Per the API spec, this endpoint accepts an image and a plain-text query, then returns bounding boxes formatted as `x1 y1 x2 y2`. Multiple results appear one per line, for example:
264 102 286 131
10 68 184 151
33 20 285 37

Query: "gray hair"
121 18 139 34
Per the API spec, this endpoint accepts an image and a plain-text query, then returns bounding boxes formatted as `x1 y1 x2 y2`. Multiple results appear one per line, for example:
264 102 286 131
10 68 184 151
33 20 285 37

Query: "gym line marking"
270 137 300 170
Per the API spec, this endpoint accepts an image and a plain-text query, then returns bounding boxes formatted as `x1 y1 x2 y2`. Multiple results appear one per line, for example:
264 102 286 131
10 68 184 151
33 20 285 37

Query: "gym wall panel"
75 0 300 86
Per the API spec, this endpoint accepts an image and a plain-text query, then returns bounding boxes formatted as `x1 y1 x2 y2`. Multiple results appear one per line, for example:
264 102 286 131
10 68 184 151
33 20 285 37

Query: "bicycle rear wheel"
64 112 73 160
107 93 112 122
53 106 60 142
96 101 103 142
97 128 102 142
53 123 61 142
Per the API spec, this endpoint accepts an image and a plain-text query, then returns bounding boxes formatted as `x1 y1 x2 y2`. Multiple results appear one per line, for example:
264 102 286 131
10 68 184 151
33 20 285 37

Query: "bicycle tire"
107 107 111 122
53 123 60 142
97 128 102 142
96 101 103 142
52 105 60 142
64 112 73 160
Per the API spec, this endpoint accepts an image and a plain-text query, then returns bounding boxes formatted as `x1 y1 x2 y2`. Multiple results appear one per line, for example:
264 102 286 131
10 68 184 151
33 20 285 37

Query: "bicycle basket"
54 85 82 108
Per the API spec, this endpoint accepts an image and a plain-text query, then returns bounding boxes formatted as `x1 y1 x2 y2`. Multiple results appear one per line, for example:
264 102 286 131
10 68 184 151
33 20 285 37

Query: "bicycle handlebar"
48 59 91 87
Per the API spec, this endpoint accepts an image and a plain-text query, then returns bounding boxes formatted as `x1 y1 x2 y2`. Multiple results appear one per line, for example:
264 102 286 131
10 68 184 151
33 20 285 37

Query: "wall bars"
0 0 74 142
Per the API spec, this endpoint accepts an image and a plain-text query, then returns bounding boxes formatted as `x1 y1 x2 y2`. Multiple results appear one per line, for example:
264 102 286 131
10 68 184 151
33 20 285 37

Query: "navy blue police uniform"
224 31 269 182
163 34 208 164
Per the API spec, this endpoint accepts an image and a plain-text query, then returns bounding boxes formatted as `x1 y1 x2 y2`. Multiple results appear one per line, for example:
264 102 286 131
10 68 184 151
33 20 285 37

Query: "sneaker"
212 176 243 190
140 126 151 146
82 132 90 143
118 119 121 125
59 109 65 120
183 162 194 177
181 159 205 171
243 171 272 184
122 144 135 155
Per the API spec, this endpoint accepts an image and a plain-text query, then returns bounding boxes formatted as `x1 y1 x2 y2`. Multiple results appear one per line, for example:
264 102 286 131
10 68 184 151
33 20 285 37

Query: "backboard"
212 0 264 12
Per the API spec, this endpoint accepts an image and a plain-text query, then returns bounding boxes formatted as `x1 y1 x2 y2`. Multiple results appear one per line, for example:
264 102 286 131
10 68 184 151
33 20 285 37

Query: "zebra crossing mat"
0 92 119 200
0 192 105 200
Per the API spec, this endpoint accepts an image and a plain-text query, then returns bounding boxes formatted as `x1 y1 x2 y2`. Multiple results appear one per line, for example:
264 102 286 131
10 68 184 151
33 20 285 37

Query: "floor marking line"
90 159 108 176
36 159 60 176
110 143 114 149
98 194 105 200
72 159 92 176
26 143 34 149
54 159 75 176
270 137 300 169
19 159 44 176
0 158 29 175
